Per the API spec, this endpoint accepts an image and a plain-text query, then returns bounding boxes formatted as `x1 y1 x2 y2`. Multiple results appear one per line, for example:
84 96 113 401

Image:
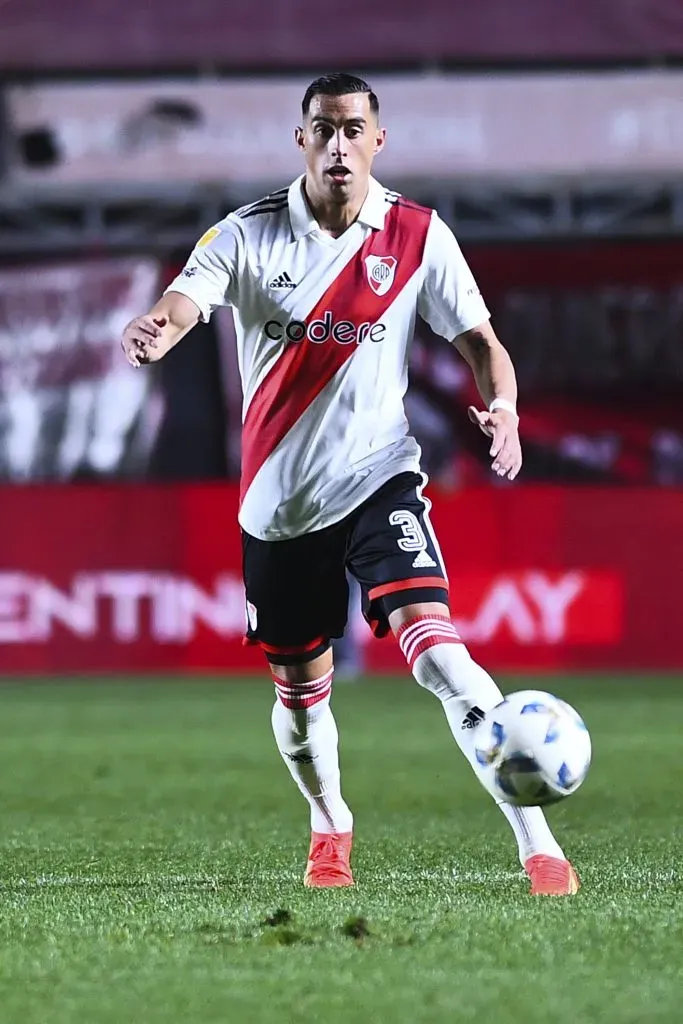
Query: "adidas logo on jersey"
412 549 437 569
269 271 296 290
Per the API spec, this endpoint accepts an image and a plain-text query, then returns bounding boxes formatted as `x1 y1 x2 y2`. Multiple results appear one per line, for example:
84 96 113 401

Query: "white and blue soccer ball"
474 690 592 806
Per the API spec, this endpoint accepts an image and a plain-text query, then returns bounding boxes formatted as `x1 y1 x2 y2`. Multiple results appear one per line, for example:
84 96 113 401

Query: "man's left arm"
453 320 522 481
417 212 522 482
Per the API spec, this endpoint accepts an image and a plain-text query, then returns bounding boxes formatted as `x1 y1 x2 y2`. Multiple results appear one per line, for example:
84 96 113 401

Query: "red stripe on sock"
402 628 459 662
276 689 331 710
396 614 462 669
396 614 454 644
405 631 461 668
273 671 333 710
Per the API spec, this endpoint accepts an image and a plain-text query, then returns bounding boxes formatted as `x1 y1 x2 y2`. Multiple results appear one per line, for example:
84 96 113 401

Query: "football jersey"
165 174 489 541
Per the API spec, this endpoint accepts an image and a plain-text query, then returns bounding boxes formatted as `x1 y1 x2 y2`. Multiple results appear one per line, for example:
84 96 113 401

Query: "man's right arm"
121 291 201 367
121 218 241 367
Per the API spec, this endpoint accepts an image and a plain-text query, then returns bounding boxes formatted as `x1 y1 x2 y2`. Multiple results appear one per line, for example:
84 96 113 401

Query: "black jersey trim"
239 200 289 220
236 188 290 218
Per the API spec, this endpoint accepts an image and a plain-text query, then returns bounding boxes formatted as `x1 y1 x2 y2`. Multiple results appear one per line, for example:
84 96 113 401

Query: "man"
121 73 579 895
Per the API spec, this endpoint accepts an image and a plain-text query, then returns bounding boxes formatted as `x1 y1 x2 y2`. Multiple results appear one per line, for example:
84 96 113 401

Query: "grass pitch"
0 675 680 1023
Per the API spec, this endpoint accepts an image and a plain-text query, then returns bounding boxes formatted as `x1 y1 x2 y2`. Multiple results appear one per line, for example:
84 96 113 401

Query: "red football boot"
525 854 581 895
304 831 354 888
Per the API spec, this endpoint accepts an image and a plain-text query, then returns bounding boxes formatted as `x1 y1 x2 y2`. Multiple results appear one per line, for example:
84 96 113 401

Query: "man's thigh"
242 523 349 659
346 471 449 637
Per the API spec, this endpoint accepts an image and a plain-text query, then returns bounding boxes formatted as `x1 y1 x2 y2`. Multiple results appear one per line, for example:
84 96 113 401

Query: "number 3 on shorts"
389 510 428 553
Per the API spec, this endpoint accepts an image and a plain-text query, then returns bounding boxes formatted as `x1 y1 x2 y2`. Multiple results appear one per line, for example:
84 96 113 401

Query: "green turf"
0 675 681 1023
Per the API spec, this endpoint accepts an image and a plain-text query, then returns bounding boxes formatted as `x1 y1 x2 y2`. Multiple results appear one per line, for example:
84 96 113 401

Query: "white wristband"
489 398 518 419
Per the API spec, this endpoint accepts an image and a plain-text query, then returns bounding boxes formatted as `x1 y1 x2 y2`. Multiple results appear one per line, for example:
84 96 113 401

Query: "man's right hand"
121 316 167 367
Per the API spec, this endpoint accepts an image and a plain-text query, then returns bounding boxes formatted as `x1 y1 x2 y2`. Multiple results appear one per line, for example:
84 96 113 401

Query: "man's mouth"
326 166 351 182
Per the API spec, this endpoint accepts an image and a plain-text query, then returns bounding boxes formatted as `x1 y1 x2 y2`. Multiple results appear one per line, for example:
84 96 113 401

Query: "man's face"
295 92 385 203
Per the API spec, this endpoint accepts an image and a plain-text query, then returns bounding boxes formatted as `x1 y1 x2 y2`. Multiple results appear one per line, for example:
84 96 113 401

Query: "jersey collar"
288 174 387 239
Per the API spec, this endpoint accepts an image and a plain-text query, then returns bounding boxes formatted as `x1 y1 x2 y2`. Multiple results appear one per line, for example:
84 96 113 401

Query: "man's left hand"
467 406 522 481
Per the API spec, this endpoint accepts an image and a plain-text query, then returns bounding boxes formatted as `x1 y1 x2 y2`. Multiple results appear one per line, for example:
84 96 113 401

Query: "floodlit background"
0 6 683 1024
0 2 682 673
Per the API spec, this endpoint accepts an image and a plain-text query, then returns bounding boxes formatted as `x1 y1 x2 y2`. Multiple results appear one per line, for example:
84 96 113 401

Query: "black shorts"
242 471 448 659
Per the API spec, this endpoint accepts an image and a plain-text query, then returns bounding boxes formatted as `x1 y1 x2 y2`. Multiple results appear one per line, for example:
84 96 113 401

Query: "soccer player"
121 73 579 896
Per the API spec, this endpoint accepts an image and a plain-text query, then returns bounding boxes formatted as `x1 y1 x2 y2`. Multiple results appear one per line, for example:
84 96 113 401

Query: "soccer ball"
474 690 592 806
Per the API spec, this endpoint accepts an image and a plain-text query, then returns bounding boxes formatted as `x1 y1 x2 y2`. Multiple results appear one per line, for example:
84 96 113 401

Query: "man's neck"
303 179 369 238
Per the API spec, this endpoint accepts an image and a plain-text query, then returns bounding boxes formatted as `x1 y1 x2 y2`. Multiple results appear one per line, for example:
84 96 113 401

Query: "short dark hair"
301 73 379 119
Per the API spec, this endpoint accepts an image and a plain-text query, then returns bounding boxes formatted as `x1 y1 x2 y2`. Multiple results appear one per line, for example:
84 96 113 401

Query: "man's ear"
295 126 305 151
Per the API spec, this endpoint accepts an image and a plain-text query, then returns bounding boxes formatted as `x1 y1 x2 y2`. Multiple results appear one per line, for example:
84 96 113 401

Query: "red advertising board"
0 484 681 675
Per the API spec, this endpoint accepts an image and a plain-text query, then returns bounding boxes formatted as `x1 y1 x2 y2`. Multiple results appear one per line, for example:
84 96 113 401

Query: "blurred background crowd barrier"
0 0 682 674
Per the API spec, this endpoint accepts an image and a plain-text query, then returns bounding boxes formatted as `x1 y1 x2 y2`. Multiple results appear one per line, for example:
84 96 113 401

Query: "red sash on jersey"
240 201 431 505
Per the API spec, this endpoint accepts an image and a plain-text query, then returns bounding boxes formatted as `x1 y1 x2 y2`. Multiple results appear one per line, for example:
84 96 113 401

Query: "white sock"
398 615 565 866
271 670 353 835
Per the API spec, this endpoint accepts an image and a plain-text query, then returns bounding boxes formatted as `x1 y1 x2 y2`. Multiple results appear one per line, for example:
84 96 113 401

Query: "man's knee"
266 643 335 725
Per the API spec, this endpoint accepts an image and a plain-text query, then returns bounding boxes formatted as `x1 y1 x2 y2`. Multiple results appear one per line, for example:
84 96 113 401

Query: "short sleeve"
164 218 243 323
417 213 490 340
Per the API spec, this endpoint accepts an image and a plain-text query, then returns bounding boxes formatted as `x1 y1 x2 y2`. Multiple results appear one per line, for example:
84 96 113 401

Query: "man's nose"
328 131 347 160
